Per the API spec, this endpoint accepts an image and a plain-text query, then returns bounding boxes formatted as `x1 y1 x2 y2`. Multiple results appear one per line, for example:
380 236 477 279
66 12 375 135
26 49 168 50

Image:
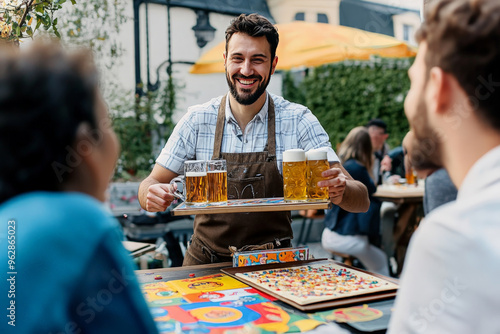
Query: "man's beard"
408 94 444 171
226 71 271 106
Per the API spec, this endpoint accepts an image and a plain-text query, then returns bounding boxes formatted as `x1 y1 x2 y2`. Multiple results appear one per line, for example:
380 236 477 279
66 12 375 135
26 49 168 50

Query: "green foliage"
283 58 414 149
112 79 179 180
113 117 155 176
0 0 74 42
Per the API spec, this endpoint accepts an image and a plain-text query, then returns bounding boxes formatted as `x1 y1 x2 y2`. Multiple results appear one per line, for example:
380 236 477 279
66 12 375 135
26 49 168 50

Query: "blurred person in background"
366 118 392 185
321 127 389 276
0 42 157 333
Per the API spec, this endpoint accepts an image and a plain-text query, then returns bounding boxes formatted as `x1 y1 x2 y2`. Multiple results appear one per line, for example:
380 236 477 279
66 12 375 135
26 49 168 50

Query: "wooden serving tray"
222 258 398 312
171 197 330 216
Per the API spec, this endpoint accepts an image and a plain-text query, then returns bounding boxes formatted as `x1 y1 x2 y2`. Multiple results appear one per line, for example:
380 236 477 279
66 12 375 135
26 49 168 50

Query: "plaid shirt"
156 93 339 175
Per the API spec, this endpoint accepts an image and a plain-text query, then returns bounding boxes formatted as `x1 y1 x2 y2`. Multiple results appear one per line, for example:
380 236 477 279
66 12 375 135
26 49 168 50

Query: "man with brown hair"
139 14 369 265
389 0 500 332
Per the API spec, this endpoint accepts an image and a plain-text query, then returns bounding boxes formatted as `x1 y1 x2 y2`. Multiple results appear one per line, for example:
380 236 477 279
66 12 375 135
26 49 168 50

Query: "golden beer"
306 159 330 201
283 149 307 202
185 172 208 205
405 167 416 185
207 171 228 203
306 149 329 201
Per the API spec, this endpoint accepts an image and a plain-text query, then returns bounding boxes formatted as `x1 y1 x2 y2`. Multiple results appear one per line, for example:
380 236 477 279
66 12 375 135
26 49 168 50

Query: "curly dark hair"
417 0 500 130
0 42 99 203
225 13 279 61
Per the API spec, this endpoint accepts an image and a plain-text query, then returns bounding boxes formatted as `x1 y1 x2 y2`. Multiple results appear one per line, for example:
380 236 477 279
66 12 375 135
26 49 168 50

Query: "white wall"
393 12 421 46
268 0 340 25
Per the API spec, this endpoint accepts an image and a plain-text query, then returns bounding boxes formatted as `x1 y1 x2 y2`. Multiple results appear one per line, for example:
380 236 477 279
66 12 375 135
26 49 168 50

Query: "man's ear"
427 66 451 115
271 56 278 75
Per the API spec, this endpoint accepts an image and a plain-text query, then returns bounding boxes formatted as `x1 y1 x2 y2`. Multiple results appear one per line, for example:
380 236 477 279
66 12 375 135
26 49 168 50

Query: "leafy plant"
283 57 414 149
0 0 75 43
112 78 180 180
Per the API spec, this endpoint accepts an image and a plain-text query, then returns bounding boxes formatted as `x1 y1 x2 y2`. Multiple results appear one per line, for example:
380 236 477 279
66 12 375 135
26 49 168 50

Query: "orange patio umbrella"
190 21 416 74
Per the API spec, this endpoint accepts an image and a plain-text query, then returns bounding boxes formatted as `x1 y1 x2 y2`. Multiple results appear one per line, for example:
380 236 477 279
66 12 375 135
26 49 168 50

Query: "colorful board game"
223 260 398 310
141 274 324 333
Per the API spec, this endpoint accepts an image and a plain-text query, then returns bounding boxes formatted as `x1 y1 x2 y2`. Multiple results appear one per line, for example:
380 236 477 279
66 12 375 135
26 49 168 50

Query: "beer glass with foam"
282 149 307 202
207 160 227 204
170 160 208 206
306 149 330 201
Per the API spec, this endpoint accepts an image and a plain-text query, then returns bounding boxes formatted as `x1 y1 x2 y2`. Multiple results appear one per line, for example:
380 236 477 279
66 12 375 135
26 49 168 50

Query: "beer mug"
170 160 208 206
405 166 416 185
282 149 307 202
207 160 228 204
306 149 329 201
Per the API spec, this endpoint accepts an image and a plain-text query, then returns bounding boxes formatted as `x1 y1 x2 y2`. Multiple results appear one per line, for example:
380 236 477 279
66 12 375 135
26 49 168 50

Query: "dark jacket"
324 159 381 245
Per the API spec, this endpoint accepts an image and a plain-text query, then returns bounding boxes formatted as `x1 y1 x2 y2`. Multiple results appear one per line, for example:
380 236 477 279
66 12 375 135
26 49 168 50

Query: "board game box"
232 246 309 267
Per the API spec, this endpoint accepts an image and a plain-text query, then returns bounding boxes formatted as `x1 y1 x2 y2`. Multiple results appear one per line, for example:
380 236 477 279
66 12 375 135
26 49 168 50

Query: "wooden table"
374 185 424 276
135 262 395 333
122 241 156 258
373 184 424 204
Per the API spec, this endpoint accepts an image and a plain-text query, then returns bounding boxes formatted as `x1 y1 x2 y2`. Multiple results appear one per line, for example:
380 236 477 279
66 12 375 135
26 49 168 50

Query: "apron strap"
212 94 277 160
267 97 277 159
212 95 227 159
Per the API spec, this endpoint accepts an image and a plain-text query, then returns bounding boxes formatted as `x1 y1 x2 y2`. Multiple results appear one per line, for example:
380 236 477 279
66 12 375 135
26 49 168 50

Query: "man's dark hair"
366 119 388 133
417 0 500 130
0 42 99 203
225 13 279 61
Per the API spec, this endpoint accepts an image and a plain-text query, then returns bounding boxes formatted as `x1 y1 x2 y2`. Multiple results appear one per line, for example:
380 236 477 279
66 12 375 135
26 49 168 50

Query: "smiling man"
139 14 369 266
388 0 500 332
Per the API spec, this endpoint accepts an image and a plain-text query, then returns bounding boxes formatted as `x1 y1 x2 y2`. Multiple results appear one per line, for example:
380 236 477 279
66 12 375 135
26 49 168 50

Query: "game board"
166 273 247 295
223 259 398 311
141 274 324 333
171 197 330 215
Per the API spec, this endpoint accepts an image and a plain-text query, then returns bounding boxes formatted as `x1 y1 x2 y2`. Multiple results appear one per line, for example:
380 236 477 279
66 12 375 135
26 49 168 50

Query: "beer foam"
283 149 306 162
306 149 328 161
185 172 207 177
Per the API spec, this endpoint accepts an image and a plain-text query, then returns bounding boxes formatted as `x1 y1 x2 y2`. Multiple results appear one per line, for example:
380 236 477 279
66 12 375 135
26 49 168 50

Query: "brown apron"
183 95 293 265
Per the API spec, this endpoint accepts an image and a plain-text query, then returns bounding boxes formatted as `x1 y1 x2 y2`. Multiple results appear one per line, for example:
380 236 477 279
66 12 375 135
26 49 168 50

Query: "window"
317 13 329 23
403 24 413 43
294 12 305 21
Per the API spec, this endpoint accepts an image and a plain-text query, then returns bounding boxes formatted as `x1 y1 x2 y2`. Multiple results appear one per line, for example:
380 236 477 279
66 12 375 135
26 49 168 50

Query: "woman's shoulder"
343 159 365 171
1 192 118 236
